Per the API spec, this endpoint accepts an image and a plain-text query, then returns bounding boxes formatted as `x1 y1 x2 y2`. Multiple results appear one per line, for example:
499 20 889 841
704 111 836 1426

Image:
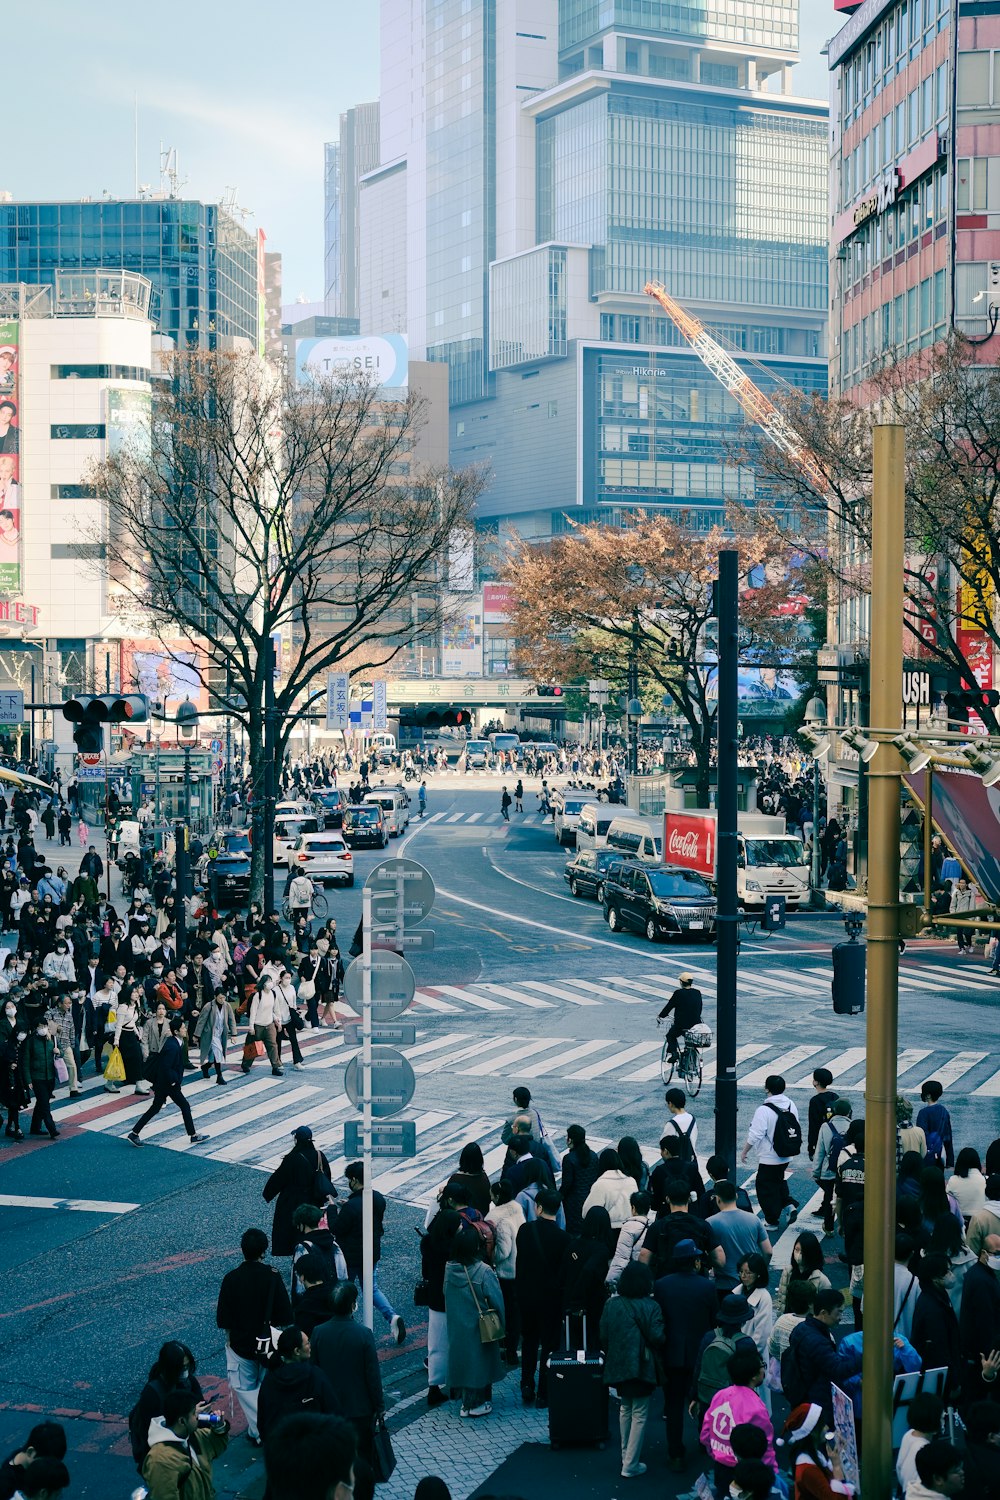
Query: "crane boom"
644 280 829 496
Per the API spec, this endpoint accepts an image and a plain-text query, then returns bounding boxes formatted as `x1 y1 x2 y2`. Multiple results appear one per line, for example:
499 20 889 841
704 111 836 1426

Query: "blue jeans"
351 1268 395 1323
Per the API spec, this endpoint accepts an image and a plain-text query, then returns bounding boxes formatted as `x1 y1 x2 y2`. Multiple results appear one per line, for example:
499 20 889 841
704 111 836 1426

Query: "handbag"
254 1269 285 1369
413 1278 432 1307
104 1045 126 1083
242 1036 263 1066
313 1149 336 1206
464 1264 503 1344
54 1055 69 1085
372 1412 396 1483
298 977 316 1001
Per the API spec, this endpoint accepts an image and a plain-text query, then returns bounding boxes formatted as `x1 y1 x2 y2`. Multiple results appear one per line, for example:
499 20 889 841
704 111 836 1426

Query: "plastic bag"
104 1045 126 1083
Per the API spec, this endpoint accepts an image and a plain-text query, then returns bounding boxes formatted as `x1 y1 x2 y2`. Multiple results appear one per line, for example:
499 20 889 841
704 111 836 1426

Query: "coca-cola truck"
662 810 810 910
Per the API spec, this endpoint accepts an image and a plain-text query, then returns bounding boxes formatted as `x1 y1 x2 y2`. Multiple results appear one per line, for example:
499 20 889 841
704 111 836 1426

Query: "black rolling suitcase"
547 1314 609 1448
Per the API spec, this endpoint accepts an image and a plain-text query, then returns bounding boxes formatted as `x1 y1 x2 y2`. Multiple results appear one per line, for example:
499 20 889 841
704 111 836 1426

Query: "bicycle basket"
684 1025 713 1049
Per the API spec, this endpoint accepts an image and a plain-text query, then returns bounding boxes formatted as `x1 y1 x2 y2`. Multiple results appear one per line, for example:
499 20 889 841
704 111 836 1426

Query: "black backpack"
669 1117 697 1161
765 1101 803 1157
781 1333 806 1406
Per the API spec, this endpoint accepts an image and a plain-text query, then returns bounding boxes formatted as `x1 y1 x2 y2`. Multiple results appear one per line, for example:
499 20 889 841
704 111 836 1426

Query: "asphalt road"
2 780 998 1497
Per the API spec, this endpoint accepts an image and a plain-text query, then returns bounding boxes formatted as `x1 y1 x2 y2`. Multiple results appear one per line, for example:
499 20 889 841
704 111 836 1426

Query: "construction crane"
644 280 830 497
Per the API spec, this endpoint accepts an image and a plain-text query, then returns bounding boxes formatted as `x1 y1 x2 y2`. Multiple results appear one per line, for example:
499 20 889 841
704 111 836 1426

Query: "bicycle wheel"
311 890 329 919
660 1035 676 1086
684 1050 704 1098
280 897 292 922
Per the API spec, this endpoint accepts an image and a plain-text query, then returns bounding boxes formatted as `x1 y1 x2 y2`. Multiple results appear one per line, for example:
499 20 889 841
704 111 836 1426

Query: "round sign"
344 1046 416 1118
343 952 415 1020
210 738 223 753
79 753 102 767
365 857 435 922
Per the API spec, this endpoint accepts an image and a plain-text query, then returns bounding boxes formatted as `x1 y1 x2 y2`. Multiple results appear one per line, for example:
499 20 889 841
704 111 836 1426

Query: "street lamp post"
803 695 828 896
175 700 199 963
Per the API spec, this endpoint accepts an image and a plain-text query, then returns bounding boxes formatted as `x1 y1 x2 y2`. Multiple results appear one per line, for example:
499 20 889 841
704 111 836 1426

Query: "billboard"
120 638 210 712
441 595 483 678
663 812 716 876
293 334 409 389
906 768 1000 906
107 387 151 458
0 322 21 595
483 582 515 623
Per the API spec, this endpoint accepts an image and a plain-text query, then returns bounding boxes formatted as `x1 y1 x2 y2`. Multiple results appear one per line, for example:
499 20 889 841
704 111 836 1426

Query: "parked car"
290 832 354 886
602 861 718 942
342 804 389 849
563 848 628 903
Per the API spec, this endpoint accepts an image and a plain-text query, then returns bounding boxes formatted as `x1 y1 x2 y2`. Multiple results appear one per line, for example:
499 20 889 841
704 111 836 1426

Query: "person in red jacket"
781 1402 856 1499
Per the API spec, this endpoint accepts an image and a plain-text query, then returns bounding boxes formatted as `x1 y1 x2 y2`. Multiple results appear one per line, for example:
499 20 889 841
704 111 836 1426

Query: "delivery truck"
662 809 810 910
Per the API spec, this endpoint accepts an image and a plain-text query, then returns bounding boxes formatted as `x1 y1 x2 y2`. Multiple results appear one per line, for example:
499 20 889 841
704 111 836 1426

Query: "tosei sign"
663 812 716 877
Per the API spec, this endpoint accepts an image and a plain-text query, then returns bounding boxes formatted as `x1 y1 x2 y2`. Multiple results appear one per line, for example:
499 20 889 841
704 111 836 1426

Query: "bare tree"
741 335 1000 732
92 349 481 898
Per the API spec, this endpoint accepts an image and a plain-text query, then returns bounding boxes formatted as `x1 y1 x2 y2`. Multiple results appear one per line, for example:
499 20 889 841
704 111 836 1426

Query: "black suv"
312 788 346 828
564 848 628 903
342 804 389 849
602 861 717 942
203 850 252 907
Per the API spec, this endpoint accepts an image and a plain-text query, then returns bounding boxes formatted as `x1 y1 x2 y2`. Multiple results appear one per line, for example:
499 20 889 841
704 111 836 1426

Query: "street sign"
345 1023 417 1049
366 858 435 921
0 690 23 724
79 752 102 767
344 1046 416 1118
210 738 222 753
343 1120 417 1158
372 927 436 952
343 952 416 1019
75 765 108 781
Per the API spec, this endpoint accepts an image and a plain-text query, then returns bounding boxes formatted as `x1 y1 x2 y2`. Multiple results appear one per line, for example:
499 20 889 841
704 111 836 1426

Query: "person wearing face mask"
20 1016 59 1139
911 1251 964 1401
113 985 146 1094
0 999 28 1139
194 990 237 1085
959 1231 1000 1405
41 941 74 988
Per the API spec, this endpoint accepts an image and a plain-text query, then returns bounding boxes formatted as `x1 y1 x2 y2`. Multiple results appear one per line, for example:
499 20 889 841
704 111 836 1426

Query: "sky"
10 2 835 306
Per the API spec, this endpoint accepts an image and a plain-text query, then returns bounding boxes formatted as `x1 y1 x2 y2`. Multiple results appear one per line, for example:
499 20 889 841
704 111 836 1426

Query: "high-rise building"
324 102 380 319
0 198 260 351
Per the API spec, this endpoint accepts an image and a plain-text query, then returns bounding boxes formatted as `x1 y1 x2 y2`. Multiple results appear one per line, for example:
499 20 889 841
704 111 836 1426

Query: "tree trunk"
694 736 713 809
247 708 268 908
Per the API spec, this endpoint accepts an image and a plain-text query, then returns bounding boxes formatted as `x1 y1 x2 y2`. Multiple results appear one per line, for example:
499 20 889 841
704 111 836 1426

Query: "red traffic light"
536 684 564 698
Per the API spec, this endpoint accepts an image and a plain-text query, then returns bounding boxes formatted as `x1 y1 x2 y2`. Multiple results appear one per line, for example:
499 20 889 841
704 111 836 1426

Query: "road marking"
213 1092 356 1162
423 812 446 824
323 1109 455 1184
159 1085 320 1144
412 1035 529 1074
484 812 500 823
555 978 646 1005
567 1040 662 1080
445 812 464 824
82 1075 284 1132
474 983 555 1009
790 1048 868 1088
517 1038 616 1077
903 960 998 992
412 991 463 1013
459 1037 568 1075
515 980 601 1007
430 984 509 1012
362 1115 501 1195
0 1194 140 1214
440 888 689 963
740 1045 824 1089
853 1048 932 1093
910 1050 987 1090
973 1068 1000 1097
465 813 482 824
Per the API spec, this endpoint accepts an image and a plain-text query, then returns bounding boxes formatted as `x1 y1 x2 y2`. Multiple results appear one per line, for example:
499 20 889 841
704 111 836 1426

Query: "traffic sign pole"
362 884 374 1332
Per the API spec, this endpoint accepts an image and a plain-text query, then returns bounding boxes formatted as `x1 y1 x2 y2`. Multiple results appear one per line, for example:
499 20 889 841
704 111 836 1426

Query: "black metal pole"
175 820 188 962
263 638 277 919
715 550 739 1171
628 609 640 778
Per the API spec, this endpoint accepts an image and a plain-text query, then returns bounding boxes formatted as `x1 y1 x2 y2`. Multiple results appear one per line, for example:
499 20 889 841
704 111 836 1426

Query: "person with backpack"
834 1119 867 1277
291 1204 347 1308
917 1080 955 1169
608 1190 655 1286
696 1156 753 1219
781 1288 860 1415
663 1086 699 1158
654 1238 719 1471
640 1178 724 1279
813 1098 852 1235
689 1294 756 1426
335 1161 406 1345
215 1227 292 1449
741 1074 802 1234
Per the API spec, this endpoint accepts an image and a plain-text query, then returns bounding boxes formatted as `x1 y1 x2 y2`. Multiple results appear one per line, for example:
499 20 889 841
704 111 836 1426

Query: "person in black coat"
960 1237 1000 1404
263 1125 333 1256
420 1207 460 1405
784 1290 862 1413
127 1017 206 1145
964 1402 1000 1500
128 1340 204 1471
560 1126 602 1235
654 1239 721 1467
292 1257 336 1338
911 1252 964 1400
257 1326 339 1443
515 1187 569 1406
310 1282 385 1467
558 1205 614 1333
215 1227 292 1445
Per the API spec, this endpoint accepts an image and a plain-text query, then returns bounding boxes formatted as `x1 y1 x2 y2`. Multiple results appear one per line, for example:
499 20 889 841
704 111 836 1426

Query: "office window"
51 484 98 499
51 543 106 560
958 51 990 105
51 364 150 381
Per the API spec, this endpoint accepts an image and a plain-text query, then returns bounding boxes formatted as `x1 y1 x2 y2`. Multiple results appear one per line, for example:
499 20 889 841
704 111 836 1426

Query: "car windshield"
596 851 621 869
562 798 588 814
220 833 251 854
348 808 380 824
315 790 342 806
308 840 346 853
648 870 713 898
744 838 806 868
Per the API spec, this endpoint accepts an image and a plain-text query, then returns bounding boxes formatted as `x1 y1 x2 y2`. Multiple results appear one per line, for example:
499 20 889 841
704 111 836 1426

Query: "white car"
290 832 354 886
273 812 320 866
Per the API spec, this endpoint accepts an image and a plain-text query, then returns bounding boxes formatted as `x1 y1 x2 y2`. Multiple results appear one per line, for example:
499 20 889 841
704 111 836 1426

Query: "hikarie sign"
663 812 716 876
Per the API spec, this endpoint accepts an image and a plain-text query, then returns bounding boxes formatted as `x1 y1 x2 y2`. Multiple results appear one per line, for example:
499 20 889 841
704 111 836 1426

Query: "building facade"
325 103 381 320
0 199 260 351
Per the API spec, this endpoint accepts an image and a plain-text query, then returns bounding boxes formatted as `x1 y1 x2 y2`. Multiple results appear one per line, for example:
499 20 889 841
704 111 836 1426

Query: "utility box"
832 941 866 1014
762 895 786 931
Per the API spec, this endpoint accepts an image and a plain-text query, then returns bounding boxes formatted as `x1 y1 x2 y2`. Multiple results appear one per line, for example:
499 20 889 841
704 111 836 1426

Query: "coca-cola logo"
668 830 701 857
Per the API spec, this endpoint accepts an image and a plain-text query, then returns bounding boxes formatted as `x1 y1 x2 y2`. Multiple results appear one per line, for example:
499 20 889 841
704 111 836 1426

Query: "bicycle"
658 1022 713 1095
281 889 329 922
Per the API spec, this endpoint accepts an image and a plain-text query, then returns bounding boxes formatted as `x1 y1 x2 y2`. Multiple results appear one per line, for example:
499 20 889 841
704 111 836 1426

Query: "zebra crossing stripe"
412 991 463 1013
852 1047 932 1094
323 1108 455 1185
430 984 509 1012
82 1075 285 1132
412 1035 531 1074
515 980 602 1007
790 1048 868 1088
972 1067 1000 1097
474 983 555 1009
445 812 464 824
459 1036 568 1076
517 1038 616 1078
423 811 447 823
739 1045 825 1089
213 1092 355 1163
554 979 646 1005
568 1040 662 1081
465 813 482 824
360 1115 501 1196
158 1085 320 1145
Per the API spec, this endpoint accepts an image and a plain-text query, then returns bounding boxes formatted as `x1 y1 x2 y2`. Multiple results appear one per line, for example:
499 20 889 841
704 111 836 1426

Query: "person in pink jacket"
700 1344 777 1491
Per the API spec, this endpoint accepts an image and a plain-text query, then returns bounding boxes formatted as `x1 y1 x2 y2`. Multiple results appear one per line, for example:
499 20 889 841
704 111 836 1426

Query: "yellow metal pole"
862 424 905 1498
923 762 933 915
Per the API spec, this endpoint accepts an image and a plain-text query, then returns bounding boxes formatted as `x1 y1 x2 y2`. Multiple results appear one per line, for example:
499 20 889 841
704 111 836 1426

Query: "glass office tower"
0 199 259 350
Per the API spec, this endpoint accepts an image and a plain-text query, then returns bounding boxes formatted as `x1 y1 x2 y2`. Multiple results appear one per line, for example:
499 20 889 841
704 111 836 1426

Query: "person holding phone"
781 1402 856 1498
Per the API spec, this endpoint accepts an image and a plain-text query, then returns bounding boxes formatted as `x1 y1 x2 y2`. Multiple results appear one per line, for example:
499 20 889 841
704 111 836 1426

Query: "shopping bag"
104 1046 126 1083
54 1055 69 1085
372 1413 396 1483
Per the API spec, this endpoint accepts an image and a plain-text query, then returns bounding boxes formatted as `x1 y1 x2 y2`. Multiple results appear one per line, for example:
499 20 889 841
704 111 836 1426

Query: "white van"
576 803 642 854
553 789 593 847
273 812 320 866
364 788 409 837
605 814 663 863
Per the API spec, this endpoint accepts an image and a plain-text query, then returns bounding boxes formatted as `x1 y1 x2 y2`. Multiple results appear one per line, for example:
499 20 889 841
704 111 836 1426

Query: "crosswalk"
419 809 552 830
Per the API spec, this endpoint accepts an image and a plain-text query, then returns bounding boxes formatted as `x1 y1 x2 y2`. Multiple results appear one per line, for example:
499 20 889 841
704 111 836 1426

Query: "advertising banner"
121 638 210 712
0 321 21 595
372 679 387 731
441 596 483 678
831 1385 860 1492
955 624 994 733
326 672 349 731
483 582 515 623
663 812 716 876
906 767 1000 906
107 388 152 458
294 334 408 389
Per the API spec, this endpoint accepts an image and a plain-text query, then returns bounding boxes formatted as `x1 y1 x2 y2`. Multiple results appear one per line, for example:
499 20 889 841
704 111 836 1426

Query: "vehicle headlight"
745 880 762 892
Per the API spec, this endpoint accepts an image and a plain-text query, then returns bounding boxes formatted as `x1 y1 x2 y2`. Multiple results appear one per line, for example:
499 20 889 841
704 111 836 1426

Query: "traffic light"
535 684 564 698
63 694 149 754
832 939 866 1015
944 688 1000 726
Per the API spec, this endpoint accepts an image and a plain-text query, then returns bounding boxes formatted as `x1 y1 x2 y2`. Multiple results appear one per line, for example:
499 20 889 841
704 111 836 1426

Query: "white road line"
366 1116 502 1194
435 886 681 962
789 1048 868 1088
213 1092 355 1162
412 1035 530 1074
411 991 463 1013
465 813 482 824
903 961 998 991
973 1068 1000 1097
423 812 446 824
567 1040 662 1081
459 1037 568 1076
754 970 826 999
483 813 500 823
853 1048 932 1094
431 984 509 1012
740 1045 824 1089
83 1075 283 1132
323 1109 455 1184
554 979 646 1005
474 983 555 1009
517 1038 617 1078
911 1050 988 1090
445 812 464 824
140 1077 307 1139
515 980 601 1007
0 1194 139 1214
157 1085 320 1144
628 1041 769 1085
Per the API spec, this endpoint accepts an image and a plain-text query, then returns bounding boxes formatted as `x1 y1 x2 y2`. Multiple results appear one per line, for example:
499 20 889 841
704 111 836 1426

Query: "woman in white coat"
246 976 283 1076
581 1148 636 1229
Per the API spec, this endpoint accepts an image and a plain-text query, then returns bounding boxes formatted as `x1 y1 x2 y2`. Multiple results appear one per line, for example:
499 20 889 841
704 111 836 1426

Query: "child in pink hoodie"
700 1345 777 1488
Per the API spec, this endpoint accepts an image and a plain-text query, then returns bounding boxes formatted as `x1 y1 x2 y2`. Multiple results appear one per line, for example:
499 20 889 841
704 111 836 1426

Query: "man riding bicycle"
657 973 703 1062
